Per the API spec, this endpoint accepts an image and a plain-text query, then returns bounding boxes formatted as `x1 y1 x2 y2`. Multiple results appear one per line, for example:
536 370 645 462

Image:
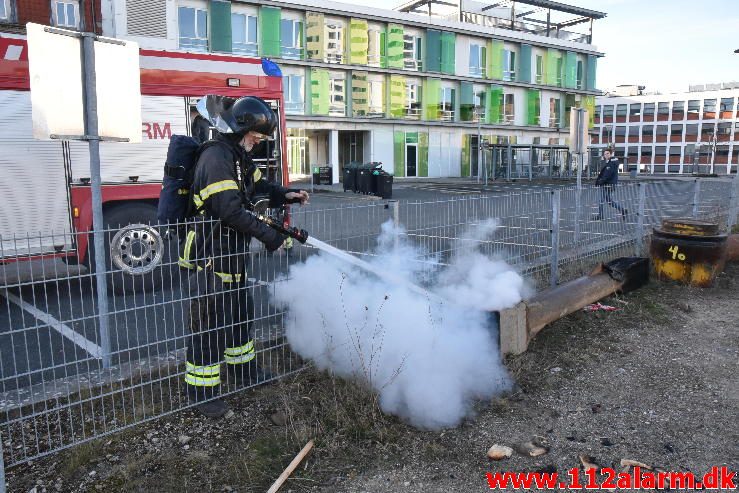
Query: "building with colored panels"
3 0 604 181
593 83 739 175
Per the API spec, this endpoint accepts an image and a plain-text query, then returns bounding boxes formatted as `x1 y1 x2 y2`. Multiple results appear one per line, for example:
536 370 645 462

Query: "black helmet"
220 96 277 137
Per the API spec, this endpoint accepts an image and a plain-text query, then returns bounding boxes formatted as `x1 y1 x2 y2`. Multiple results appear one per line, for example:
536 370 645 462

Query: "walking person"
594 148 627 221
180 95 309 418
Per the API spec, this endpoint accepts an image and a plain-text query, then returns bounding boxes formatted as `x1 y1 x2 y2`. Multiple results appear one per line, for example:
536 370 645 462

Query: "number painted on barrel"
668 245 686 261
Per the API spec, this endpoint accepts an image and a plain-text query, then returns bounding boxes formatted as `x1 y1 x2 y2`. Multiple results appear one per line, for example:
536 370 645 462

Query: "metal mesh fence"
0 177 737 480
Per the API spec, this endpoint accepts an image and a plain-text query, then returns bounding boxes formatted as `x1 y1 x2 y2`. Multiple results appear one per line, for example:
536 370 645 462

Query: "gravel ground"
6 263 738 493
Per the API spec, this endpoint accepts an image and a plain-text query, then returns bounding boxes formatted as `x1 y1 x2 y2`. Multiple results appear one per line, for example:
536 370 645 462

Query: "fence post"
528 145 534 181
1 435 5 493
728 176 739 233
506 144 512 181
692 179 701 219
574 153 582 243
635 183 647 256
550 190 561 287
390 200 400 250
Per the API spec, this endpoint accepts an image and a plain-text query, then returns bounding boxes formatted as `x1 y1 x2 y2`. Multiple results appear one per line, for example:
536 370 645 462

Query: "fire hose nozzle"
255 213 309 244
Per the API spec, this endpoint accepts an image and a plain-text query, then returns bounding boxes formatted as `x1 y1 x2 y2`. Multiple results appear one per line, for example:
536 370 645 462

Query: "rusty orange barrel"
650 219 728 287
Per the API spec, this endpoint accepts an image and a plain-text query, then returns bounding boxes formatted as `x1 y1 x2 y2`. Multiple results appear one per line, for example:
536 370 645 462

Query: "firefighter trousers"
184 268 256 392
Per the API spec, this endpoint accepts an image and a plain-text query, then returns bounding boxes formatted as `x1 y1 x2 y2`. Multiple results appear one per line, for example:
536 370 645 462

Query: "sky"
344 0 739 94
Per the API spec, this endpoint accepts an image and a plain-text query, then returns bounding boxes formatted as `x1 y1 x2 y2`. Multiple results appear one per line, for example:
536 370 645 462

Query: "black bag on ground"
157 135 203 224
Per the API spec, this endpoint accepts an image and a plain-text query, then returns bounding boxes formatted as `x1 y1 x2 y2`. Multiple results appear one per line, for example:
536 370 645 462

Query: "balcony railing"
179 37 208 52
405 106 422 119
280 46 304 60
469 66 487 78
285 101 305 115
233 42 259 56
456 11 592 44
440 109 455 122
404 59 423 71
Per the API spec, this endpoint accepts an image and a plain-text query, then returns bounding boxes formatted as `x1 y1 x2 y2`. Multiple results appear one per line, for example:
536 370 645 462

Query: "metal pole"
727 175 739 233
82 34 112 368
0 434 6 493
477 113 482 183
550 189 561 287
506 144 512 181
391 200 400 250
692 178 701 219
528 145 533 181
636 183 647 256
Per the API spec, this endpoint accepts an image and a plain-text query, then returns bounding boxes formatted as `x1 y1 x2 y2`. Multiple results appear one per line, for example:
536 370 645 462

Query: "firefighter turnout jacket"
179 134 292 275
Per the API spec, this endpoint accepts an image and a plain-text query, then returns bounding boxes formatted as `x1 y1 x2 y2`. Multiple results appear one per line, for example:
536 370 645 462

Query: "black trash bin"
357 164 374 194
343 162 360 192
372 170 393 199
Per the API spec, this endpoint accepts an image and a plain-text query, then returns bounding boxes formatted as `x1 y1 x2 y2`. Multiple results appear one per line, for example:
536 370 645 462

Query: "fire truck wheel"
88 203 175 295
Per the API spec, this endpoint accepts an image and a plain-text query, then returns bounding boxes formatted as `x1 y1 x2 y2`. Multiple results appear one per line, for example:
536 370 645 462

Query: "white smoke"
271 219 529 429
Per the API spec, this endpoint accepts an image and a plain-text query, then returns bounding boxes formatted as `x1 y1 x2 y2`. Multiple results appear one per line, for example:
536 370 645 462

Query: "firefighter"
182 96 309 418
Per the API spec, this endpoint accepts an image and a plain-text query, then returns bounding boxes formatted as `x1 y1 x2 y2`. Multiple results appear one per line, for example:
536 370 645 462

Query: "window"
406 81 421 118
687 99 700 117
616 104 627 120
576 60 584 89
549 98 560 128
535 55 544 84
658 102 669 116
700 123 714 140
325 23 344 63
720 97 735 114
329 74 346 116
642 125 654 139
703 99 716 118
685 124 699 139
403 34 422 71
594 105 601 120
503 50 516 81
440 86 455 121
670 124 683 139
672 101 684 119
368 29 384 67
643 103 655 119
281 19 303 59
52 0 79 28
503 93 515 124
555 57 563 86
469 44 486 77
629 103 641 119
656 125 668 138
603 105 614 120
179 6 207 51
368 78 385 117
474 89 486 121
641 146 653 159
283 74 304 114
1 0 13 21
615 126 626 139
717 122 733 141
232 14 258 55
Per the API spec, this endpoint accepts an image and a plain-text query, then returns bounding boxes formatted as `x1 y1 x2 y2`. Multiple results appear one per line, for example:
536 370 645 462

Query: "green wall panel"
519 43 532 83
564 51 577 89
349 18 368 65
310 68 329 115
546 48 560 86
306 12 324 61
209 1 232 53
582 95 595 128
440 31 456 75
394 131 405 177
419 132 428 178
425 29 441 73
461 134 470 177
389 75 406 118
258 6 281 57
422 78 440 121
459 82 474 121
586 55 597 91
525 89 540 126
351 72 368 117
487 86 502 124
487 40 504 80
387 24 404 69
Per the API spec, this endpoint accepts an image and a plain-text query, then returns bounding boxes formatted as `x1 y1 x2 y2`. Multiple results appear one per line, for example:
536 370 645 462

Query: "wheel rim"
110 224 164 276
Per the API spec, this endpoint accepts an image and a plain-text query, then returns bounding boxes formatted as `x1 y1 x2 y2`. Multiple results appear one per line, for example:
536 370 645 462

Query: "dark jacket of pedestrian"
595 157 619 186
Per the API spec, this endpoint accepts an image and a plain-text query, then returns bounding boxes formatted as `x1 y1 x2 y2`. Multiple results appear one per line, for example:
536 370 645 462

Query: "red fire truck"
0 33 290 292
